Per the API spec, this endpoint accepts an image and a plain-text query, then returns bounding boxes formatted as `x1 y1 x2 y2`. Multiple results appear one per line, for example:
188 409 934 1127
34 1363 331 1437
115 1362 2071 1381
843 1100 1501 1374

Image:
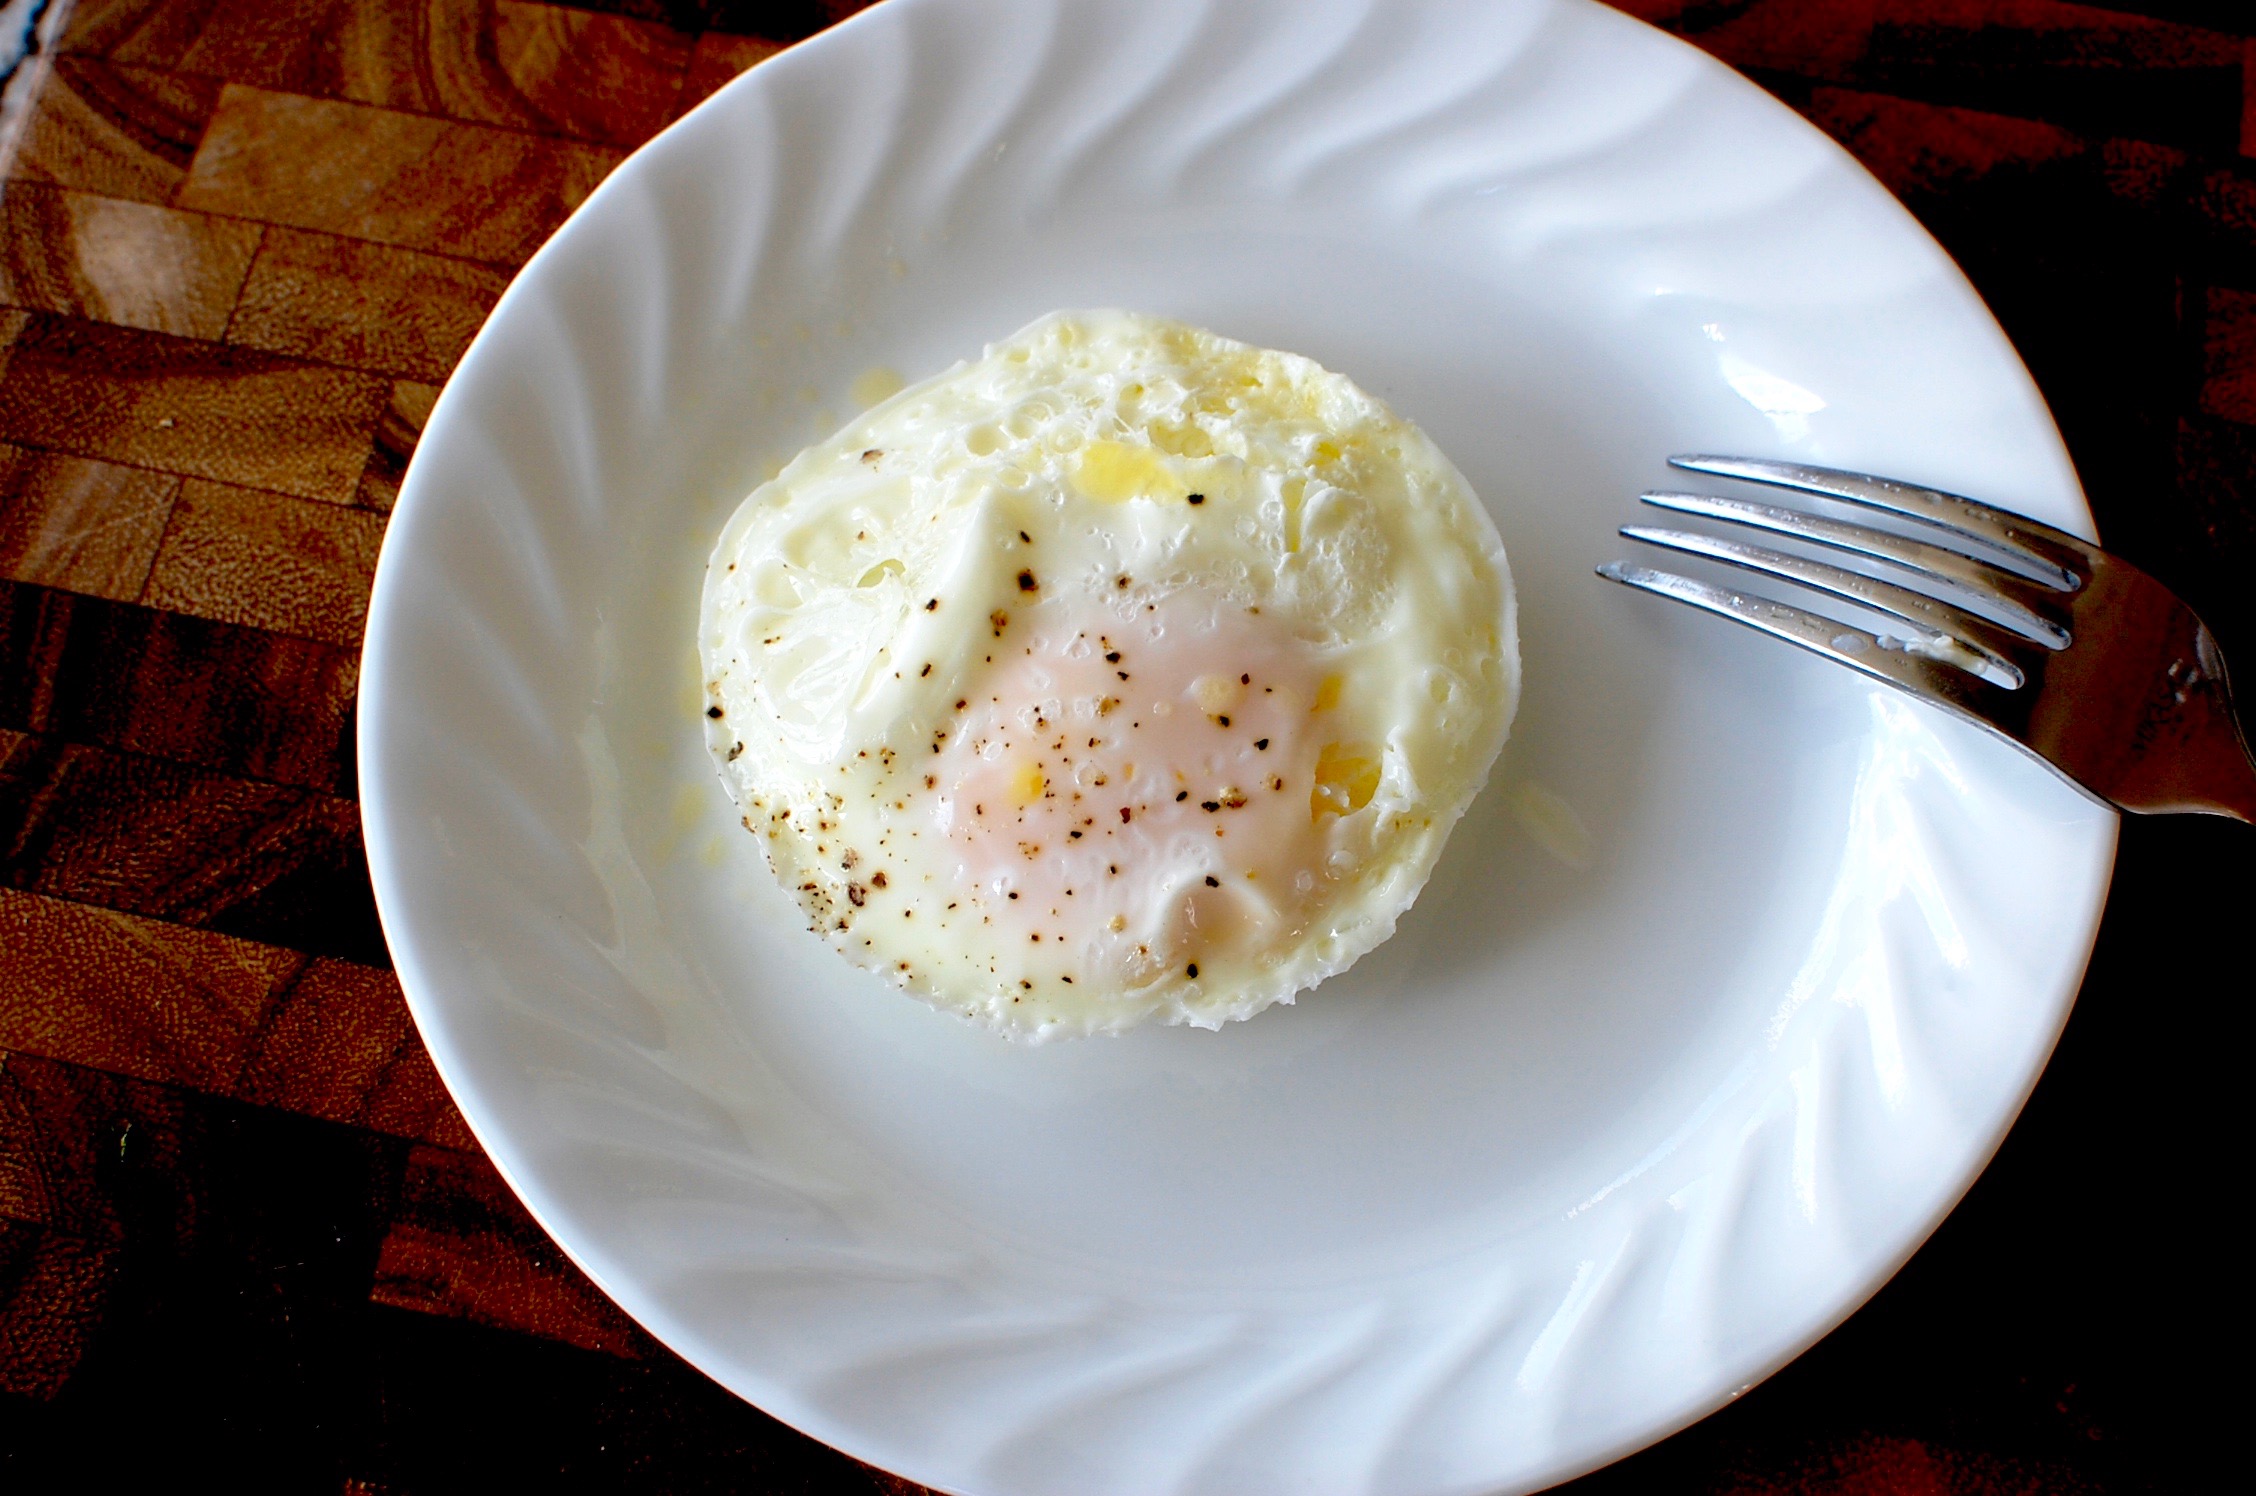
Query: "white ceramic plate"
359 1 2117 1491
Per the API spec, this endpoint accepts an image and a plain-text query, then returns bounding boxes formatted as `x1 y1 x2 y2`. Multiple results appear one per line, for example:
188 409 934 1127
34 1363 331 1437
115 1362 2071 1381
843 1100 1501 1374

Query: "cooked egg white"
700 311 1517 1040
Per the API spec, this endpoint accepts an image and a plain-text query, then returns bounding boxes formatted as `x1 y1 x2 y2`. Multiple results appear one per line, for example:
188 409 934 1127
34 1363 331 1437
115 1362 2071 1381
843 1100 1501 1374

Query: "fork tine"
1595 562 2008 715
1667 454 2088 591
1641 490 2072 649
1620 524 2030 688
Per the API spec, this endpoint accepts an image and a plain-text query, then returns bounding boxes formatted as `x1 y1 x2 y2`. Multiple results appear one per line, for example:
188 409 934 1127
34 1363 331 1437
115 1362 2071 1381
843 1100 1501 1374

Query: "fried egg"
700 311 1517 1040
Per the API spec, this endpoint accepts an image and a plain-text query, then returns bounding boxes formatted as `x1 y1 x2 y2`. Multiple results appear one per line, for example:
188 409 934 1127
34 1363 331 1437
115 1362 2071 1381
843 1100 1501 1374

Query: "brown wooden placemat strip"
1 179 263 338
0 1047 590 1360
0 1047 481 1358
9 56 225 205
182 85 621 263
57 0 695 137
1 313 393 508
0 577 360 793
1 726 386 963
0 892 463 1144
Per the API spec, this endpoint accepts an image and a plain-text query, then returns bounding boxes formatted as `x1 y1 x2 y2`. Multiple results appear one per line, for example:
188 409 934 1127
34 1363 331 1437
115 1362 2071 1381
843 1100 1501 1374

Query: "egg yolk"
932 596 1357 988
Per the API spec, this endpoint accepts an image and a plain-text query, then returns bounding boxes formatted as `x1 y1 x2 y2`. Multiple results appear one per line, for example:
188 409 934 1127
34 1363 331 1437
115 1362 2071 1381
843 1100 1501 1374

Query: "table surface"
0 0 2246 1490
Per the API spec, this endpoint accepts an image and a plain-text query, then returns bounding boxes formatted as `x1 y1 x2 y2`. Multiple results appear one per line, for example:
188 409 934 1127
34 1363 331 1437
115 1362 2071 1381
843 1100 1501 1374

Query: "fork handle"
2034 561 2256 823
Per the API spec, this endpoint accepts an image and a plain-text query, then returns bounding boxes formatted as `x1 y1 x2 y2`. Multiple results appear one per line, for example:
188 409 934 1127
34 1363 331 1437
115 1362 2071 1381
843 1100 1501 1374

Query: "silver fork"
1596 456 2256 823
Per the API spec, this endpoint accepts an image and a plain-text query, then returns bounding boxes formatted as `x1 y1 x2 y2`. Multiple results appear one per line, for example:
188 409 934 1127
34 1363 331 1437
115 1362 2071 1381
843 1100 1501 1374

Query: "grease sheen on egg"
700 311 1518 1040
